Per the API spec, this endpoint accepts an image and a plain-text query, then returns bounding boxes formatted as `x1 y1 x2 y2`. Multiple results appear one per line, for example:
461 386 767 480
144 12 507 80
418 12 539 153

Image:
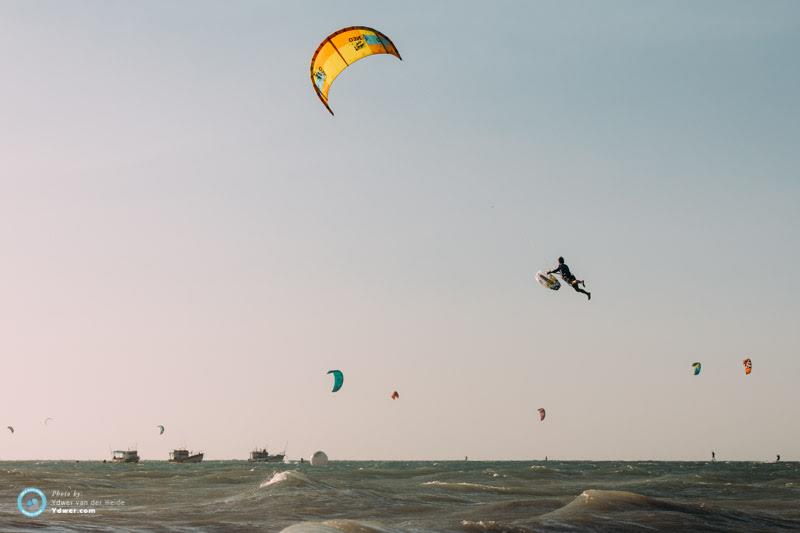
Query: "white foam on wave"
460 520 533 533
423 481 509 493
280 519 400 533
260 470 311 488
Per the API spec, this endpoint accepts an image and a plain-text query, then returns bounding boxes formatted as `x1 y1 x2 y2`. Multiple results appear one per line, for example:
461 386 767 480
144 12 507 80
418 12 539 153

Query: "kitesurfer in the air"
548 257 591 300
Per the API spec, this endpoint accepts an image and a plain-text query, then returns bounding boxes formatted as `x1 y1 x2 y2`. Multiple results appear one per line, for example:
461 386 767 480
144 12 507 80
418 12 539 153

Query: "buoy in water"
310 451 328 466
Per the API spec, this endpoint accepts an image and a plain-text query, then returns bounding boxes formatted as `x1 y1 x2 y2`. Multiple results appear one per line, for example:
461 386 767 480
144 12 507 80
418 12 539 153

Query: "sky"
0 1 798 461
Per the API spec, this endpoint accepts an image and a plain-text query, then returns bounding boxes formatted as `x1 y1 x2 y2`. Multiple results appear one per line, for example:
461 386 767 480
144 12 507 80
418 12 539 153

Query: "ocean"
1 460 798 532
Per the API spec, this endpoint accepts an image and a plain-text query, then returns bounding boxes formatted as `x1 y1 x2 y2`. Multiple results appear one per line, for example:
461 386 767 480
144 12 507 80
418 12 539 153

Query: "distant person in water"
548 257 591 300
712 451 716 462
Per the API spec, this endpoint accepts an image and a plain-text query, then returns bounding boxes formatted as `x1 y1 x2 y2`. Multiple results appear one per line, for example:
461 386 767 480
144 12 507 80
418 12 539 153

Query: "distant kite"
44 417 54 426
537 408 546 422
692 362 702 375
391 391 399 400
6 426 13 434
157 425 165 435
310 26 402 115
327 370 344 392
743 358 752 375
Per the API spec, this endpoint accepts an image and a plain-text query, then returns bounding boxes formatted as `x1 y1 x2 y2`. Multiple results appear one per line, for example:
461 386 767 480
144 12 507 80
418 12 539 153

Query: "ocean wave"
608 464 654 476
544 489 685 515
460 520 534 532
527 465 562 475
423 481 511 494
216 470 325 508
280 519 402 533
466 497 561 514
537 489 800 531
260 469 313 488
355 465 442 478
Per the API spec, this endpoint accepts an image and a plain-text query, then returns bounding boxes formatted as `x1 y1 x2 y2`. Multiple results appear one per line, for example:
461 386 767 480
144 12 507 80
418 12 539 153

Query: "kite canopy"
692 362 702 375
6 426 13 434
537 408 546 421
327 370 344 392
157 425 165 435
44 417 54 426
743 358 752 375
310 26 401 115
391 391 399 400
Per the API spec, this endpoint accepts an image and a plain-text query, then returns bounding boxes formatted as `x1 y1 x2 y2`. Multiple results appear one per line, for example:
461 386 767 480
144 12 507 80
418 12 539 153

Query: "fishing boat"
248 448 285 463
169 449 204 463
112 450 140 463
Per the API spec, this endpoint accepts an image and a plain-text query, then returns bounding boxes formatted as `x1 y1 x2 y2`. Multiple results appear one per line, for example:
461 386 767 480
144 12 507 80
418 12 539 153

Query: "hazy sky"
1 1 798 461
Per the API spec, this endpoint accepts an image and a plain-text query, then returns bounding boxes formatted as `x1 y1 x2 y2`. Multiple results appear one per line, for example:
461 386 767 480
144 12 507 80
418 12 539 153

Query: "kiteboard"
536 271 560 290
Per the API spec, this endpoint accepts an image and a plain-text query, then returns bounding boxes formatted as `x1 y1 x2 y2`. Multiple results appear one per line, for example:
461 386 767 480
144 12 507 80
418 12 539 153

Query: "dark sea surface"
1 460 799 532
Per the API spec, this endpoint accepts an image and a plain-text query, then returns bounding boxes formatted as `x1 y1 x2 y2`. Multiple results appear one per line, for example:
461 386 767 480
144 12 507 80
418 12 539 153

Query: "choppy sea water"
1 461 798 532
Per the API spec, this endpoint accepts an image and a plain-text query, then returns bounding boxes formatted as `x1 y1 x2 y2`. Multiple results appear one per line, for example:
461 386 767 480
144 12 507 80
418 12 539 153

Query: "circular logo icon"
17 488 47 517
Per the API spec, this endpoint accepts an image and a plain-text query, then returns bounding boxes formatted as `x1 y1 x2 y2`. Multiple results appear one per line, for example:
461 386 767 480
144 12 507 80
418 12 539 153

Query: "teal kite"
157 425 165 435
327 370 344 392
692 362 701 375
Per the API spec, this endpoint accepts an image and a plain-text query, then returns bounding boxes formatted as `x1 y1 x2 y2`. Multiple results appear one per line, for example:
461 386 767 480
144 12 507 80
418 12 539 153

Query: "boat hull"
169 453 204 463
248 456 284 462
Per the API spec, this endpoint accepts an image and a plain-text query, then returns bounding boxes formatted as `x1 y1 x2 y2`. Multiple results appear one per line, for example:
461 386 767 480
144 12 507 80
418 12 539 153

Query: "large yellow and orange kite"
310 26 401 115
